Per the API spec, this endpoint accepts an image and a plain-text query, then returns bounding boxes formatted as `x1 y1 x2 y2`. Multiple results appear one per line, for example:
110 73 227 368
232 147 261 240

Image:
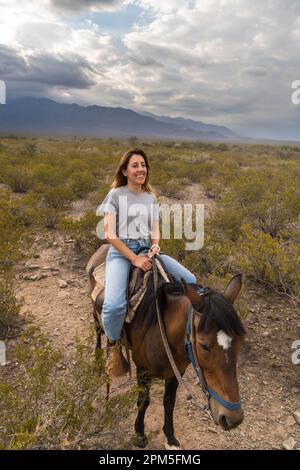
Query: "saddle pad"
91 255 171 323
91 262 106 302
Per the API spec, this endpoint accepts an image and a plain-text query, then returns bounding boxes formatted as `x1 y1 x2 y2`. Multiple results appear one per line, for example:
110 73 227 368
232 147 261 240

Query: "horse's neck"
163 294 190 344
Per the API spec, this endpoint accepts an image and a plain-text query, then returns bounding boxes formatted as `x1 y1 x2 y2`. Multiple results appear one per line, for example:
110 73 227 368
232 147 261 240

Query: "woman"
98 148 196 375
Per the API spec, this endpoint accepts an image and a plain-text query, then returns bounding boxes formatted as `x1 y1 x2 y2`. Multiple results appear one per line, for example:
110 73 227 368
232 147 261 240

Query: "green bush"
0 327 136 450
0 274 22 339
42 186 75 209
224 172 300 238
88 183 111 206
3 167 34 193
31 164 65 189
40 207 61 229
59 210 100 255
22 143 38 156
69 172 98 198
0 192 30 270
237 224 300 299
8 193 43 228
212 206 245 242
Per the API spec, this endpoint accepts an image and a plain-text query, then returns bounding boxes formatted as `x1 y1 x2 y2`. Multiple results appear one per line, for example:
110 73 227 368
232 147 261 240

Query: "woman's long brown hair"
111 148 153 192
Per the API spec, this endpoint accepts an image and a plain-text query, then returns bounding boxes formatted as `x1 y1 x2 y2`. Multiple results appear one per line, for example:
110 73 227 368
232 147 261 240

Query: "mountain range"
0 97 237 140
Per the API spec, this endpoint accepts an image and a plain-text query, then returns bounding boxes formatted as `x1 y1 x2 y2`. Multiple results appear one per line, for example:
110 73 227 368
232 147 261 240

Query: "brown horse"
87 248 246 450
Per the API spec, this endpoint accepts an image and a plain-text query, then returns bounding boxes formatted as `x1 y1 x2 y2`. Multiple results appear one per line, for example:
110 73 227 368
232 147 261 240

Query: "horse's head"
182 274 245 430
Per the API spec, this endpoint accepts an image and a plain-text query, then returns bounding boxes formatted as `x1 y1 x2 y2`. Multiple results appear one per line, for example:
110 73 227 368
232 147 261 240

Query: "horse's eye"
200 344 211 352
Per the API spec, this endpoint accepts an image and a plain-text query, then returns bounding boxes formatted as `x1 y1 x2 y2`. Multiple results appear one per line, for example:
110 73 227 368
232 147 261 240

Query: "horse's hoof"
165 439 181 450
133 434 148 448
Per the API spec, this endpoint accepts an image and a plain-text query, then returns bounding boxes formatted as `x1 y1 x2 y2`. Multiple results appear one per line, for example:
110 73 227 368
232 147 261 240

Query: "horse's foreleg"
134 368 151 448
95 320 103 358
95 322 102 348
93 310 105 377
163 376 181 450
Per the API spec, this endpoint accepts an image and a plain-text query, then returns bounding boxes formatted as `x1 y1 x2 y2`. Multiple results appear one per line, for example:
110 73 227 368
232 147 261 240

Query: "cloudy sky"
0 0 300 140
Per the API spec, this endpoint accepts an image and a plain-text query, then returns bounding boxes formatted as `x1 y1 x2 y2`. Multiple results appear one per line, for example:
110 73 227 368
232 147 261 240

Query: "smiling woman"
91 147 196 376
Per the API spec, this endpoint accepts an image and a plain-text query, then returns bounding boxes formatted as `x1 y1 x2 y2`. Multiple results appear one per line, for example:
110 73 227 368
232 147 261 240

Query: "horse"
86 247 246 450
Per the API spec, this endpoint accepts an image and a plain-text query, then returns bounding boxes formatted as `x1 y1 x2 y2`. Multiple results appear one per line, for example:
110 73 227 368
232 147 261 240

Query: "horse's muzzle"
218 411 244 430
210 398 244 430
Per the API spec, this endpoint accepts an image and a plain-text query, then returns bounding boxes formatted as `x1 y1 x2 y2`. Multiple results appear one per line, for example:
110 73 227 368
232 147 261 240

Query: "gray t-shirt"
97 186 160 239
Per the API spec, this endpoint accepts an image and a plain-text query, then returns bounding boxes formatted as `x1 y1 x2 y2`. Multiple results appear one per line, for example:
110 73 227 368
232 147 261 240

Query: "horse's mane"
194 287 246 337
137 279 246 337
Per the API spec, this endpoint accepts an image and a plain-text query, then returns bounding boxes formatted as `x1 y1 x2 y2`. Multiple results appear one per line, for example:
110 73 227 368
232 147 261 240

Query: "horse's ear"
181 278 205 311
224 273 242 303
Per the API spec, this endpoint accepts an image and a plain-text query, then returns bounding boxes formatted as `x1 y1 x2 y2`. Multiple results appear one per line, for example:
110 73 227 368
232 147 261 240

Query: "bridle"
185 296 242 411
152 255 242 411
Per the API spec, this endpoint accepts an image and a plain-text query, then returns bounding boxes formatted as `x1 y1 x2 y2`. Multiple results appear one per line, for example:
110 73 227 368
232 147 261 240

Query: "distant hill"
139 111 237 139
0 97 236 140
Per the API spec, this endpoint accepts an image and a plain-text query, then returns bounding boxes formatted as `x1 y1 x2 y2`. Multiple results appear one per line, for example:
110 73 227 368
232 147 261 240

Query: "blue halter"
184 301 242 411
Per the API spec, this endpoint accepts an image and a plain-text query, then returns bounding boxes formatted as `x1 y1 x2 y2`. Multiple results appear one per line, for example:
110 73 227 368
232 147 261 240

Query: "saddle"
91 245 173 326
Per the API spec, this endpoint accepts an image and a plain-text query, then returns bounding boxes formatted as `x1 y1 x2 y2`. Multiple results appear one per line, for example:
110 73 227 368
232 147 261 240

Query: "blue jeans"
101 238 196 342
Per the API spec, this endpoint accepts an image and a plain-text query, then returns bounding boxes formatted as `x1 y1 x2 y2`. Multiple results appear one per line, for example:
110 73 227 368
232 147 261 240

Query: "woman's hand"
132 255 152 272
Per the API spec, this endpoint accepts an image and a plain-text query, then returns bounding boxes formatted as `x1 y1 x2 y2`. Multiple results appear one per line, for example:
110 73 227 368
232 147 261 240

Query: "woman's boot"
108 341 130 377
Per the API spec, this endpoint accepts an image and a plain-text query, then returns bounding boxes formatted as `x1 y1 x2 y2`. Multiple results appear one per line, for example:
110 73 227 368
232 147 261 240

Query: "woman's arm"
149 219 161 257
150 219 160 246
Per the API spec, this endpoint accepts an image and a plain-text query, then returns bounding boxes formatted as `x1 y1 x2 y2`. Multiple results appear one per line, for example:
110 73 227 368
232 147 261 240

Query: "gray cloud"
0 45 28 76
127 53 163 68
240 66 269 78
0 45 98 90
50 0 123 12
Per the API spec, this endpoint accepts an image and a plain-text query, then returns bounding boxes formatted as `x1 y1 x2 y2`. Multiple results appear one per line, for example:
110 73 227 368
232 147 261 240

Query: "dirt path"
16 235 92 355
14 185 300 450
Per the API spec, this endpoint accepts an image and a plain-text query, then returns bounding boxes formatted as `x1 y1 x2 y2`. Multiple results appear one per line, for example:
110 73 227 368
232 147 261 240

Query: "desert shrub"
88 183 111 206
224 172 300 238
128 136 138 146
40 207 61 229
195 233 234 277
0 274 22 339
59 210 100 255
182 153 211 164
160 237 187 263
202 177 224 199
237 224 300 299
42 186 75 209
278 145 300 160
0 192 30 270
159 180 184 199
3 167 34 193
22 143 38 156
7 193 43 228
69 172 98 198
149 153 173 162
212 206 245 242
253 189 300 238
0 327 136 450
31 164 65 189
152 171 173 187
0 193 31 338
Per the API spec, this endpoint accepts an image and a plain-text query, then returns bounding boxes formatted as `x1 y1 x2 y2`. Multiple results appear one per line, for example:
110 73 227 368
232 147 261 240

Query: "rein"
152 255 192 400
